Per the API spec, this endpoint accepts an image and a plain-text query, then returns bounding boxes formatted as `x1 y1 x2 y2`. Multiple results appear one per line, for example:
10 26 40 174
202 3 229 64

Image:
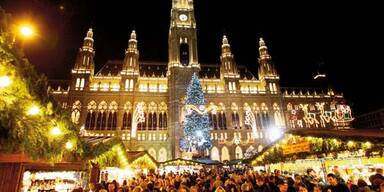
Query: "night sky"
2 0 383 115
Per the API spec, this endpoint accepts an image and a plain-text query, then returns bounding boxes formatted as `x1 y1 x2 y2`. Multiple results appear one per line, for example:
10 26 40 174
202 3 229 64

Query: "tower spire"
71 27 95 91
122 30 139 72
258 37 276 77
220 35 238 79
82 28 94 51
173 0 193 9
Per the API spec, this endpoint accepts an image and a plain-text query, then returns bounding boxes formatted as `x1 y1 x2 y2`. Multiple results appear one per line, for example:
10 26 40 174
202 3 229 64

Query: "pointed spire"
221 34 231 54
130 30 137 40
86 28 93 38
259 37 265 47
258 37 270 59
173 0 193 9
82 27 94 50
128 30 138 50
222 35 229 45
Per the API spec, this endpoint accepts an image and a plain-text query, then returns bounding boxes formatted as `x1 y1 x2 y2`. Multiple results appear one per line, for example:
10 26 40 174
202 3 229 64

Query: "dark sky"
2 0 383 115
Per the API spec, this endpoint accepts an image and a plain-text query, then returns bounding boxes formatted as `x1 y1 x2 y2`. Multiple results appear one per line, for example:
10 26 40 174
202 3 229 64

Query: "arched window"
218 113 223 129
159 113 163 129
180 42 189 66
208 112 213 129
96 101 108 130
148 148 157 160
163 113 167 129
148 113 153 130
211 147 220 161
71 100 81 124
222 112 227 129
235 146 243 159
221 147 230 161
158 148 167 162
153 112 157 130
86 101 97 130
107 112 113 130
213 114 218 130
232 111 240 129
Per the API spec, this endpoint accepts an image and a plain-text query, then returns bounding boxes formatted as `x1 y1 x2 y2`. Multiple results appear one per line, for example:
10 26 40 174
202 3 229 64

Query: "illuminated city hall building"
50 0 353 162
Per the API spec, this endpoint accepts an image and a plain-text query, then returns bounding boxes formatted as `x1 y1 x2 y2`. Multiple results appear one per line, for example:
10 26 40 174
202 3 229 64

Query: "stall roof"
160 158 222 166
289 128 384 142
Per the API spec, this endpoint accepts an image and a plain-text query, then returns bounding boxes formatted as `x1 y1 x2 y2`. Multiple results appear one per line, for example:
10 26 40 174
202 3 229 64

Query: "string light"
27 105 40 116
0 76 11 88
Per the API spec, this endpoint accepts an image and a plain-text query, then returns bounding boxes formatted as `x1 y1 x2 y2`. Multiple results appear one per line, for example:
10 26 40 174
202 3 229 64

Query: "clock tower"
168 0 199 159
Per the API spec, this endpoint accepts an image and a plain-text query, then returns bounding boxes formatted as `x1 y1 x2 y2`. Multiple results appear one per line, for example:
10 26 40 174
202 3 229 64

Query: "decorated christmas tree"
180 73 212 154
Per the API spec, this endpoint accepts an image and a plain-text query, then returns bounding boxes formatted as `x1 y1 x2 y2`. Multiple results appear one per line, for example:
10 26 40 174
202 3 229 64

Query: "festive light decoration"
50 126 62 136
180 73 212 153
251 134 384 165
65 141 73 150
244 106 258 138
0 75 11 87
27 105 40 116
131 102 145 138
287 102 353 129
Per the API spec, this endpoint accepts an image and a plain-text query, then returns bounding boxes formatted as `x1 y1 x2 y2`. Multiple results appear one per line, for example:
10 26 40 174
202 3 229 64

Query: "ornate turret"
220 35 239 79
71 28 95 91
257 37 279 94
73 28 95 72
258 37 277 78
122 30 139 73
121 30 140 91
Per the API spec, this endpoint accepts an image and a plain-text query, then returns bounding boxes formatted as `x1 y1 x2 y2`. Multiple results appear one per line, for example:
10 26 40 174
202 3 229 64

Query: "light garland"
131 102 145 138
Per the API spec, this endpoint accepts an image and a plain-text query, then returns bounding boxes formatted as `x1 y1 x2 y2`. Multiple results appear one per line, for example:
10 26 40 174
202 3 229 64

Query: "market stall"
250 128 384 184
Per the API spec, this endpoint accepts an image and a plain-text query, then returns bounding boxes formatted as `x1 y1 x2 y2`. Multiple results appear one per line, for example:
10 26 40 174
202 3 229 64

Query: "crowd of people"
69 167 384 192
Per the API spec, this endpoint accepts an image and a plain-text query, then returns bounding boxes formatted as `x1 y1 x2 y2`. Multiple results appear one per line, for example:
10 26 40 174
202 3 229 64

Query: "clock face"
179 14 188 21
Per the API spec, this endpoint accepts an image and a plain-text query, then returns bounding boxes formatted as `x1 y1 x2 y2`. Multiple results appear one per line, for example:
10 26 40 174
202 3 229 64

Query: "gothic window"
80 78 85 90
213 114 218 130
232 112 240 129
153 112 157 130
222 112 227 129
123 112 128 129
96 101 108 130
71 100 81 124
180 43 189 66
208 112 213 129
163 113 167 129
218 112 223 129
159 113 163 129
256 112 262 130
107 112 113 130
85 101 97 130
148 113 153 130
127 112 132 129
101 112 107 129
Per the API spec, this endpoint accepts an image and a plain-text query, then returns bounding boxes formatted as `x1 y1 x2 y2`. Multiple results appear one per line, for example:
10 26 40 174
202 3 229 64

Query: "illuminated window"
125 79 129 90
71 101 81 124
232 111 240 129
75 78 80 90
130 79 134 90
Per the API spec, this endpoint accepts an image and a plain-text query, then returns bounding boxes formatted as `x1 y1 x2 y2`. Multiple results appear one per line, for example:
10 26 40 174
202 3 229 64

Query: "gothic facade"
50 0 353 162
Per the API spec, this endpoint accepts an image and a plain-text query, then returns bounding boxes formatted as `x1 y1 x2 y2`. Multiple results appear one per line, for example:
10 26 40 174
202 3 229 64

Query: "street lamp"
19 25 34 38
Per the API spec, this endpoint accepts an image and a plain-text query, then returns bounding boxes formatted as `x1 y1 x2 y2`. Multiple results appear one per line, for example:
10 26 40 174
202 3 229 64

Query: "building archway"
235 146 243 159
148 148 157 160
158 147 167 162
211 146 220 161
221 146 230 161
